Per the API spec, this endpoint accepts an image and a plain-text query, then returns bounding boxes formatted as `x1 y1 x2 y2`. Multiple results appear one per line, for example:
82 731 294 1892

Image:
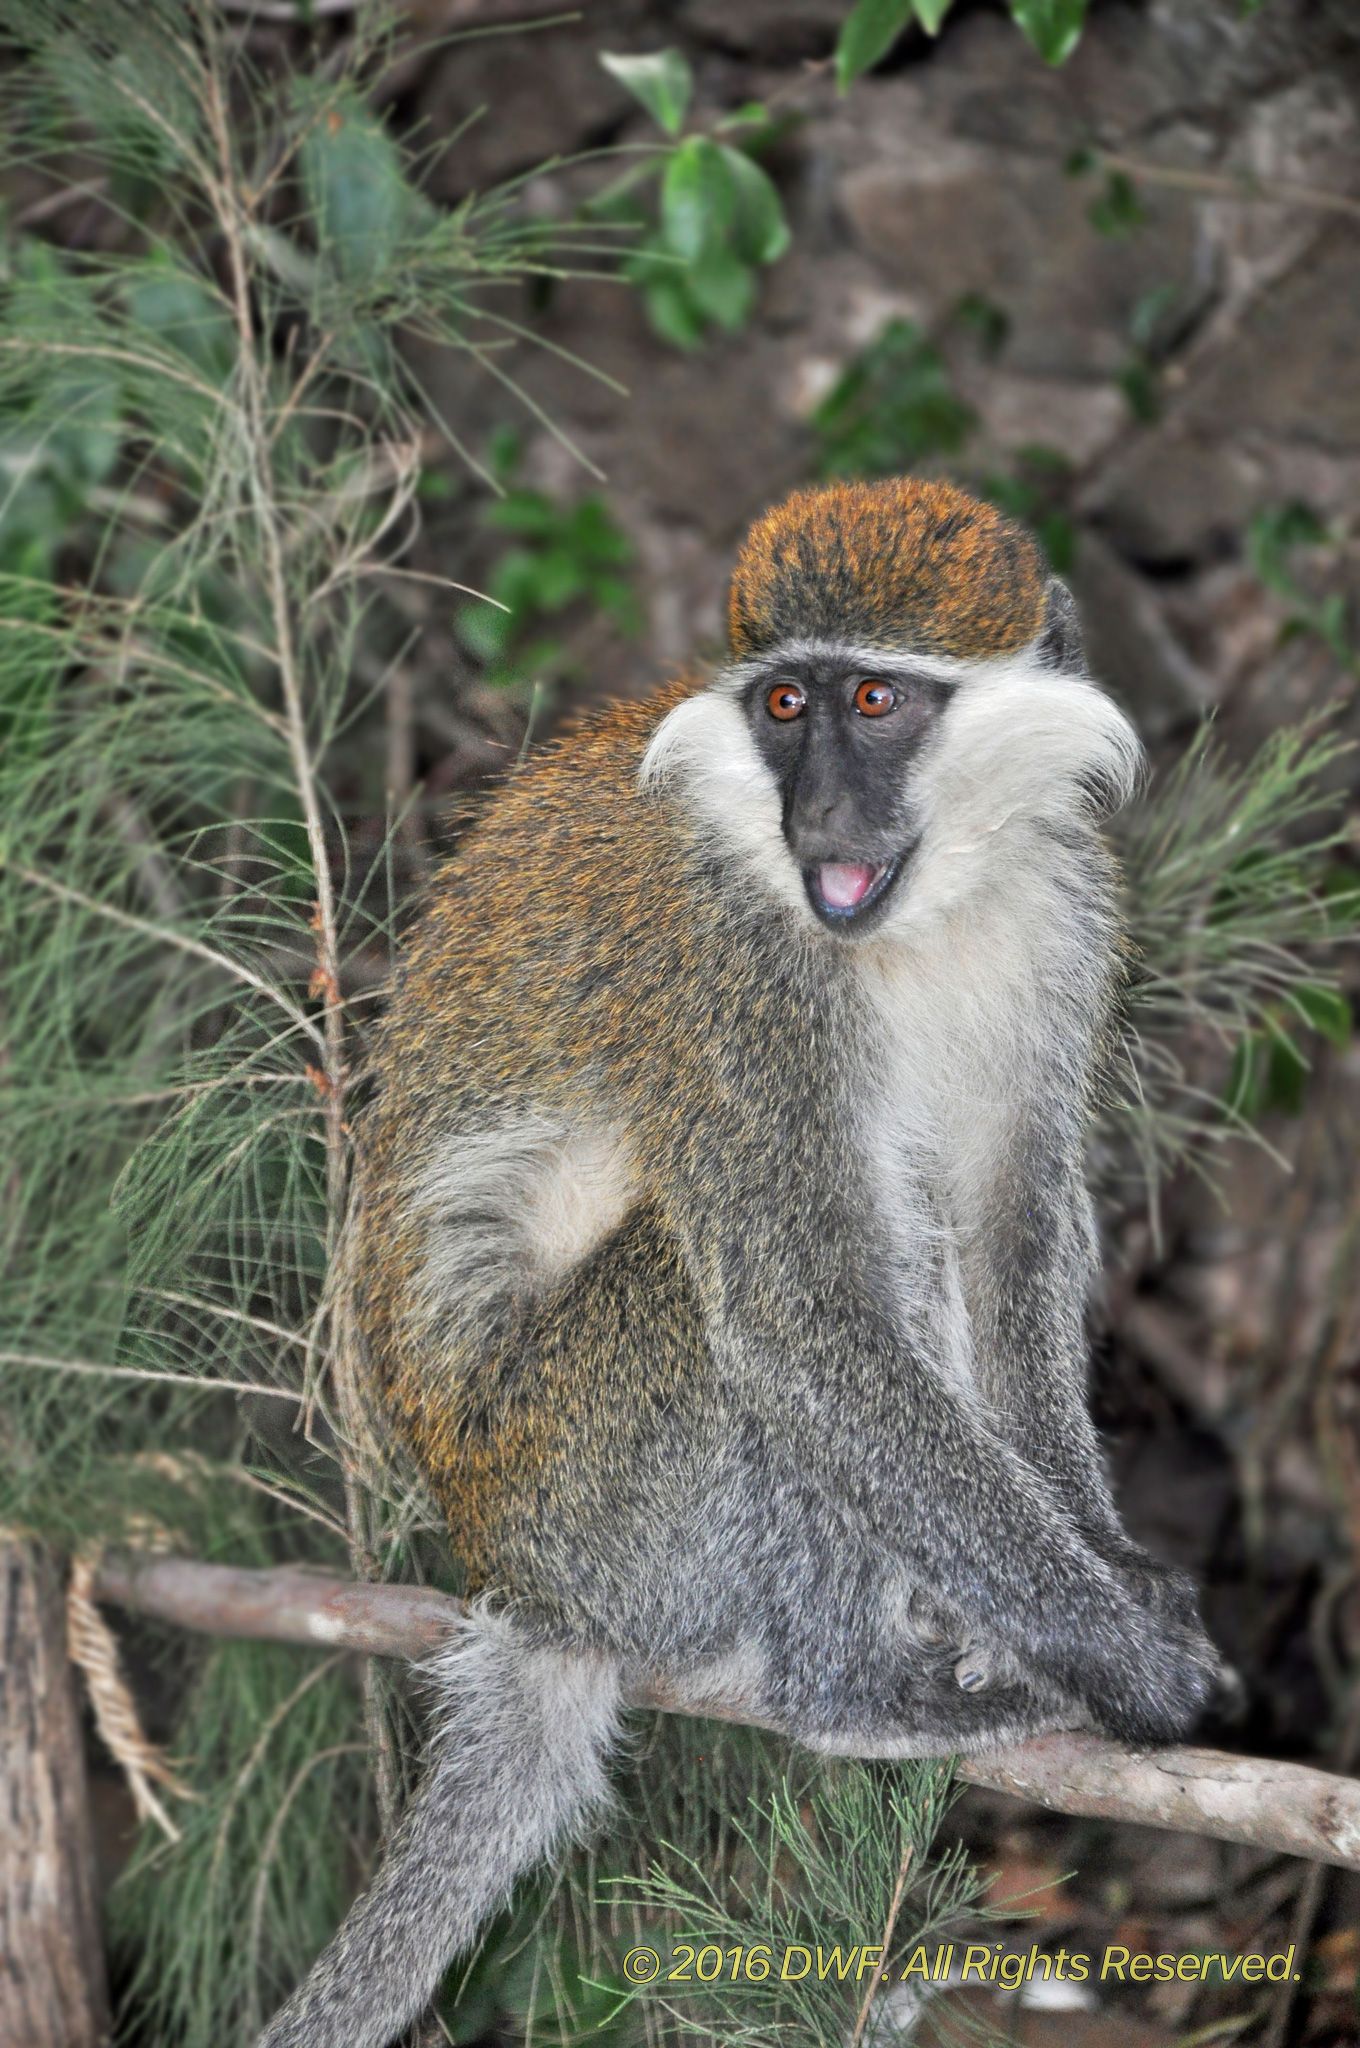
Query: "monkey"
259 477 1225 2048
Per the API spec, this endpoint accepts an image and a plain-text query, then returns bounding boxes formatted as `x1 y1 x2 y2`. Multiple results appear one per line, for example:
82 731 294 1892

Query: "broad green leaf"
683 244 757 330
125 262 234 380
1089 169 1146 238
835 0 916 90
1009 0 1087 65
720 145 790 266
914 0 956 31
812 318 975 477
1264 1028 1309 1116
599 49 692 136
300 90 424 284
1288 982 1352 1048
714 101 772 135
660 137 735 264
643 277 707 350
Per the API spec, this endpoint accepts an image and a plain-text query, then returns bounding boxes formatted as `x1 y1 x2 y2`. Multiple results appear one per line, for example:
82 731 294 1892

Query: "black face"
745 647 951 933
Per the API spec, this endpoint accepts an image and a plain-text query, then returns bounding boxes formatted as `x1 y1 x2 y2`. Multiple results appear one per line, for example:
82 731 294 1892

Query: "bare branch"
1092 149 1360 223
92 1555 1360 1871
1 1351 304 1401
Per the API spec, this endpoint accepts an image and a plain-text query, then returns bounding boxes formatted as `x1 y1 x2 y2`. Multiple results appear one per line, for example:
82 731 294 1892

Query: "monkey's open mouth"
805 854 904 927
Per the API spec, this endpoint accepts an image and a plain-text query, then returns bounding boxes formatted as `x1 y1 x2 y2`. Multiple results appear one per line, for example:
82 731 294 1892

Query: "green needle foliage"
0 3 636 2038
610 1751 983 2048
1110 717 1359 1215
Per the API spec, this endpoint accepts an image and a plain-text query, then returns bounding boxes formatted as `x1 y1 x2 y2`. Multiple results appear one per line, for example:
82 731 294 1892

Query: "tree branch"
92 1554 1360 1871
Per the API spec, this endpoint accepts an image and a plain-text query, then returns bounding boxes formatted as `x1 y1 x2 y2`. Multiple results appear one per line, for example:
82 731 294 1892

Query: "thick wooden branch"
2 1540 111 2048
93 1553 1360 1872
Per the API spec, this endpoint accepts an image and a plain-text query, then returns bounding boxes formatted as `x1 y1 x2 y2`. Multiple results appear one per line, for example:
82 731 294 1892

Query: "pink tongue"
819 862 877 910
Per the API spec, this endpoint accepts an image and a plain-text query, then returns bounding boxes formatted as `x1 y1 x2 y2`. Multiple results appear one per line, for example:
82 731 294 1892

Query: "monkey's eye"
854 680 897 717
767 684 806 722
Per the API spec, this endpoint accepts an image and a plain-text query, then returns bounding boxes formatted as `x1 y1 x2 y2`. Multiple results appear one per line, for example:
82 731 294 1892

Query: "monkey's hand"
1010 1549 1227 1744
1081 1530 1203 1634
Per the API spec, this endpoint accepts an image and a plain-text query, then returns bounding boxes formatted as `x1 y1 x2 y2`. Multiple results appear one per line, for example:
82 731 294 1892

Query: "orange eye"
854 679 896 717
767 684 806 721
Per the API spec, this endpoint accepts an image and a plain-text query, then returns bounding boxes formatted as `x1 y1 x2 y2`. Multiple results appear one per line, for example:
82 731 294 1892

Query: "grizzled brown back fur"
355 677 728 1620
728 477 1046 660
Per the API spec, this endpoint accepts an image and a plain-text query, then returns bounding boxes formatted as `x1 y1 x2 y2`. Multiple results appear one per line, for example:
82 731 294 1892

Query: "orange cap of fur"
728 477 1047 661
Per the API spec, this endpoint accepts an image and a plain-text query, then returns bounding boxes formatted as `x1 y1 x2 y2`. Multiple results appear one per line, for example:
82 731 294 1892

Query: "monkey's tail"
257 1605 623 2048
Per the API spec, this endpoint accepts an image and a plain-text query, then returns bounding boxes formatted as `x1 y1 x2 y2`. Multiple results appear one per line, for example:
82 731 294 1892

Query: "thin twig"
0 1349 304 1400
1094 150 1360 222
850 1838 915 2048
12 177 110 227
201 20 349 1229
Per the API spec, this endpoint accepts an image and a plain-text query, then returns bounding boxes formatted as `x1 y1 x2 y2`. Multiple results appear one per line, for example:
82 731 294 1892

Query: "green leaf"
953 291 1009 357
714 101 772 136
643 277 707 350
124 260 234 380
1116 358 1160 424
719 145 790 266
835 0 917 90
1262 1022 1309 1116
1288 982 1352 1049
660 137 735 264
683 245 757 330
599 49 692 136
812 318 975 476
1009 0 1087 65
299 89 424 285
1089 168 1146 237
1247 502 1329 591
914 0 956 31
1130 282 1178 350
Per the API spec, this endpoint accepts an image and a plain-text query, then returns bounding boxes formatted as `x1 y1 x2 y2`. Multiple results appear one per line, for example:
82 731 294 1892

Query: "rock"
965 373 1125 468
942 5 1192 153
678 0 843 60
417 24 631 198
835 87 1201 380
1083 430 1268 567
1183 227 1360 451
1067 529 1216 739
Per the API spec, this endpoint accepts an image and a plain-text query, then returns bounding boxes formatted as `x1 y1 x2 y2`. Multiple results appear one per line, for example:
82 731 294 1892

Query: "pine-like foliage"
0 8 1355 2047
1111 717 1358 1214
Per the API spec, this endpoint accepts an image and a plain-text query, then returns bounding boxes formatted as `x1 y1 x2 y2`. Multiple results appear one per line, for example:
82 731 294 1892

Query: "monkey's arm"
966 1138 1202 1628
666 1166 1217 1745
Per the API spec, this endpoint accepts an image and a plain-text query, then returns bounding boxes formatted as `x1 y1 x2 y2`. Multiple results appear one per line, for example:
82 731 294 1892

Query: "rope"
67 1545 196 1844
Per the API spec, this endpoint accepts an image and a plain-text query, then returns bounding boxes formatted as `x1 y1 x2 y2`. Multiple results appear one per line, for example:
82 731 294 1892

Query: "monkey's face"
741 645 950 932
639 608 1143 943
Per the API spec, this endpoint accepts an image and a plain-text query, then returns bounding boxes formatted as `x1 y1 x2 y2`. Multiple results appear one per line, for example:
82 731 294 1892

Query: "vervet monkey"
261 478 1224 2048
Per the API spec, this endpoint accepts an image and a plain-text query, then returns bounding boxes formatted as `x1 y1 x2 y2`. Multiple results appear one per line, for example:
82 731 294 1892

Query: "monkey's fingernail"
955 1656 990 1692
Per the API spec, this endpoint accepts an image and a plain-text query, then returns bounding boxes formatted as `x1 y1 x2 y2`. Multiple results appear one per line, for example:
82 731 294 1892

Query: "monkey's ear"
1033 579 1085 675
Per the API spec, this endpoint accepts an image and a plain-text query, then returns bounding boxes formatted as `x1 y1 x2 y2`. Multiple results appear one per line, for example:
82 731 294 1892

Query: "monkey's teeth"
818 862 879 910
